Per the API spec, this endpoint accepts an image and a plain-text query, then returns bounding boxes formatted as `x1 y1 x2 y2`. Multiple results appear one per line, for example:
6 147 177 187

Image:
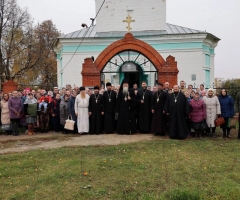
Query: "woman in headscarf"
0 93 11 135
24 93 38 135
218 89 234 138
189 92 206 138
8 90 22 136
202 88 221 137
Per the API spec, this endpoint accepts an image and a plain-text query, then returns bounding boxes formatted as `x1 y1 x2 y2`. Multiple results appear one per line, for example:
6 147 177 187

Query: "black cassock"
163 92 189 139
137 89 152 132
89 94 103 134
116 89 137 134
151 90 168 135
103 90 117 133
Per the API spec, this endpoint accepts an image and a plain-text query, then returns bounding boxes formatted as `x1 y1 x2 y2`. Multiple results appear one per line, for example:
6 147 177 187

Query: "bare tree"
0 0 43 83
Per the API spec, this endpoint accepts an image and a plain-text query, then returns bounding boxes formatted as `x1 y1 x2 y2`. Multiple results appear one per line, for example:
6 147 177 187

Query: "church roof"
60 23 219 40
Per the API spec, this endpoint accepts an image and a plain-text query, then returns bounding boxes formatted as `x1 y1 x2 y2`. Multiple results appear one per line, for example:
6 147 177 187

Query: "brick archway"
82 33 178 87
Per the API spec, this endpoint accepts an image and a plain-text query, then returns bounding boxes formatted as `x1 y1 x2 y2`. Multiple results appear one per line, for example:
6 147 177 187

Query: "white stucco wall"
55 28 219 88
56 40 214 88
95 0 166 32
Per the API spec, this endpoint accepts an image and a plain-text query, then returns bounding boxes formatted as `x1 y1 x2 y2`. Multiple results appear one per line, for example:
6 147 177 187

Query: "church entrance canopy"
81 33 179 88
101 50 158 88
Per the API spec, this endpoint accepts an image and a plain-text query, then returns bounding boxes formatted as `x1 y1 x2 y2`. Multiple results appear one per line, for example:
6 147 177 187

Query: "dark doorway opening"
124 72 139 89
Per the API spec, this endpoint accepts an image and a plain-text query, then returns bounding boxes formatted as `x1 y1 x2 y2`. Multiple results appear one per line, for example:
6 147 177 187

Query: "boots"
28 124 35 135
195 131 198 138
198 131 202 138
226 128 230 138
212 127 216 138
28 124 33 135
30 124 35 135
222 128 226 138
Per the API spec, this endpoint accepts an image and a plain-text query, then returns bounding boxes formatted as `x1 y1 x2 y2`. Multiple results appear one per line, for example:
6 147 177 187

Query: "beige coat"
1 99 10 124
202 96 221 127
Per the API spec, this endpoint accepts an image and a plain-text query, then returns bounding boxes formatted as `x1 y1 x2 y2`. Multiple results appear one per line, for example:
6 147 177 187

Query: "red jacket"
39 95 51 103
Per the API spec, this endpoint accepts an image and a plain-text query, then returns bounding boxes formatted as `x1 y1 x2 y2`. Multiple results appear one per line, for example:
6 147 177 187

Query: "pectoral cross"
123 14 135 32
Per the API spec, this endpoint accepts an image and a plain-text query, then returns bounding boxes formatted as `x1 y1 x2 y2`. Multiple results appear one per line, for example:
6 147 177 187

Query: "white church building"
54 0 220 89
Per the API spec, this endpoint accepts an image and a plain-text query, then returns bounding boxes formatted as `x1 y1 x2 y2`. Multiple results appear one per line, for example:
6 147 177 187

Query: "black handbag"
200 120 208 131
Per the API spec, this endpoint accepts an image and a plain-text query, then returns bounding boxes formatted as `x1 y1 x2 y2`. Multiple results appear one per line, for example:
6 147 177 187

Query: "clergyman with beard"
74 87 90 134
116 79 137 135
103 82 117 133
137 81 152 133
89 86 104 135
151 83 168 136
163 85 189 139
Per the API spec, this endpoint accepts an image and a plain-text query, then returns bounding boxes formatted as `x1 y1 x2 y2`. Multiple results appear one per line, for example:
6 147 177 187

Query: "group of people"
0 80 240 140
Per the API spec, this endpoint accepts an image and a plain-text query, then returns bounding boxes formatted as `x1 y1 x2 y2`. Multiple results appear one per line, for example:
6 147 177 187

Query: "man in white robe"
74 87 90 134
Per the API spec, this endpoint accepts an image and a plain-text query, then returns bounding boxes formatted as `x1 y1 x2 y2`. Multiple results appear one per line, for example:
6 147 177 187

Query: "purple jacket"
8 97 23 119
189 99 206 122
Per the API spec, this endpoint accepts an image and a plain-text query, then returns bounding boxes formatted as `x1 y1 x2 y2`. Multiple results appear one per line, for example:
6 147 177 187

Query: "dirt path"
0 132 156 154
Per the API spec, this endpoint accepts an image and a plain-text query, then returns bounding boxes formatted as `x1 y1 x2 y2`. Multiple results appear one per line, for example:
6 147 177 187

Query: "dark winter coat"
68 96 77 122
235 92 240 113
60 99 69 126
218 95 234 118
50 97 61 116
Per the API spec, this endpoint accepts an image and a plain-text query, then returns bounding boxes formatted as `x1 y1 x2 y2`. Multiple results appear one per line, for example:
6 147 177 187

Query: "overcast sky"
17 0 240 79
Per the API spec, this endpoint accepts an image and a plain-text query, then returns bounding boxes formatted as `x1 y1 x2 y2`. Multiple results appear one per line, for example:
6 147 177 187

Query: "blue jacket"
68 96 77 122
218 95 234 118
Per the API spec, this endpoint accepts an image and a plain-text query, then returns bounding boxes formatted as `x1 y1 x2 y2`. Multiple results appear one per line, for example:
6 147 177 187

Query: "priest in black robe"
137 81 152 133
89 86 104 135
163 85 189 139
116 79 137 135
151 82 168 136
103 82 117 133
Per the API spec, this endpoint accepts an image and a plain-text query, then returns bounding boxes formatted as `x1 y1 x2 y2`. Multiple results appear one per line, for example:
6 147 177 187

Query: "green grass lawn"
0 138 240 200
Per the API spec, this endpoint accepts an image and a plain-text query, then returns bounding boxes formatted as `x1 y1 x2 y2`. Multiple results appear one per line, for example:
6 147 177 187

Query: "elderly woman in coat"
24 93 38 135
218 89 234 138
202 88 221 137
68 90 77 133
8 90 22 136
1 93 11 135
60 94 70 134
189 92 206 138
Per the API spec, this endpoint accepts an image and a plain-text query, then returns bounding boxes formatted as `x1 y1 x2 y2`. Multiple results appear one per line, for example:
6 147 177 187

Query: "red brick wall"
2 80 18 93
158 55 178 88
81 58 101 87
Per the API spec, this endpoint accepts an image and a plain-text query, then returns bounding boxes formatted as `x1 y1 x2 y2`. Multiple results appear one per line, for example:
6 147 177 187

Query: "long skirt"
77 107 89 133
191 122 201 130
26 116 37 124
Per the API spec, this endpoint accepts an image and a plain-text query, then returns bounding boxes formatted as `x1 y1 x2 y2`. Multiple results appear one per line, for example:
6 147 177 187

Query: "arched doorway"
101 50 158 88
81 33 179 87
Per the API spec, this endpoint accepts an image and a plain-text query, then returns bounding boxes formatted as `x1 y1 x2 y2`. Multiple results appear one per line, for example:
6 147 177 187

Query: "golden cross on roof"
123 14 135 33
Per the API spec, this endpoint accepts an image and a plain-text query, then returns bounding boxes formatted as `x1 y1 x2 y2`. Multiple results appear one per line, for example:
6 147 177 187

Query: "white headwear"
207 88 215 96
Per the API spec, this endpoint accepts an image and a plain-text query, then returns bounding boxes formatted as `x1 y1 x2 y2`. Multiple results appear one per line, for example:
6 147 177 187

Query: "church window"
205 70 210 86
191 74 196 81
205 54 210 67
